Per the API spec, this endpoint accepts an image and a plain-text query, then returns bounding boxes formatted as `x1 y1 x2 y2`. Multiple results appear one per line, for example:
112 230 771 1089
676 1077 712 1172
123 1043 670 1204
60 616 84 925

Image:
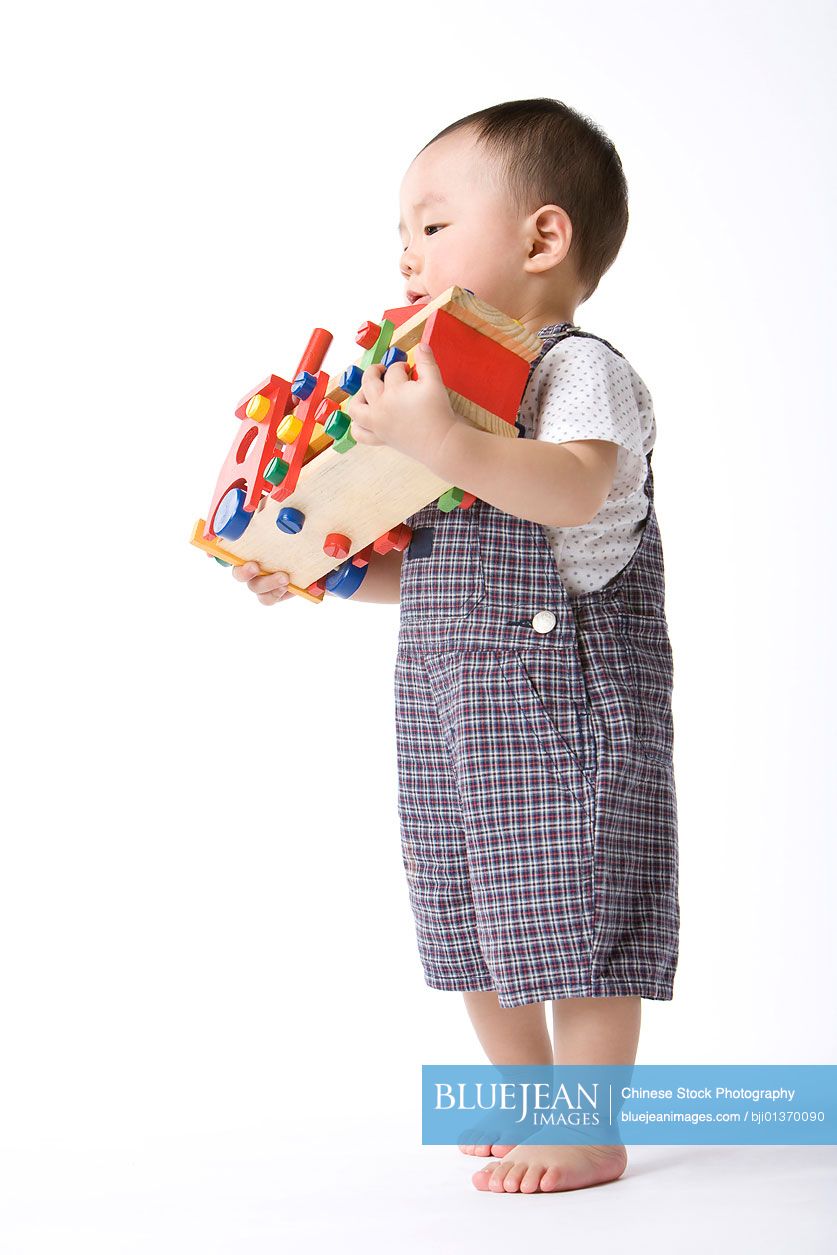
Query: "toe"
472 1165 494 1192
502 1160 527 1192
488 1161 514 1192
520 1163 545 1193
539 1163 566 1192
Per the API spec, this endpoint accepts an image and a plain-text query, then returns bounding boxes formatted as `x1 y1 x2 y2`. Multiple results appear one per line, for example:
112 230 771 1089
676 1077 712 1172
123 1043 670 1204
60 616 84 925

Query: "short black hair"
418 98 629 304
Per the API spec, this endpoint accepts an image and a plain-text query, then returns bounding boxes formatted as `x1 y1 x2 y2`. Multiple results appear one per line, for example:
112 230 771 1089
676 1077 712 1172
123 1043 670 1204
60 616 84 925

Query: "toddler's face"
398 128 528 317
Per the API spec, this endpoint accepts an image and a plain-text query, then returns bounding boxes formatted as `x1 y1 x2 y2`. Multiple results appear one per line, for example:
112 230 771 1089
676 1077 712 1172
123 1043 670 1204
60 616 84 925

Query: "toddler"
234 97 679 1196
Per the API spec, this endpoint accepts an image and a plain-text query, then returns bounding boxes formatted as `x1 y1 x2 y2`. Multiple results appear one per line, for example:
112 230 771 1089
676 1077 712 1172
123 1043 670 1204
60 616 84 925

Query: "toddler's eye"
424 224 444 236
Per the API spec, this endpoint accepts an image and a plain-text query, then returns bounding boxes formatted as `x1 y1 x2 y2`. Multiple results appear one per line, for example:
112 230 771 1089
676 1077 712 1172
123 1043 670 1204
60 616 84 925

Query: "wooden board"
191 286 543 599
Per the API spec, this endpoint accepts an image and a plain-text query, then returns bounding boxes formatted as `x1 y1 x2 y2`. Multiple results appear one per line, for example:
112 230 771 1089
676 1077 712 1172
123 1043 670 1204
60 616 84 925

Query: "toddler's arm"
338 547 402 603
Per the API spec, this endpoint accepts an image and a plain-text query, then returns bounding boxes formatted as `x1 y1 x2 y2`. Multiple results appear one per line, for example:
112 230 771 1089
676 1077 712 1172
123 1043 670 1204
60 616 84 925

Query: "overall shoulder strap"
527 324 626 385
543 326 626 359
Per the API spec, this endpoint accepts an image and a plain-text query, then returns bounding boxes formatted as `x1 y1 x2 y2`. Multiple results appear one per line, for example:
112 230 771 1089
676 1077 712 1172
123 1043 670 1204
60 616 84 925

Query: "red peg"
356 321 381 349
323 532 351 560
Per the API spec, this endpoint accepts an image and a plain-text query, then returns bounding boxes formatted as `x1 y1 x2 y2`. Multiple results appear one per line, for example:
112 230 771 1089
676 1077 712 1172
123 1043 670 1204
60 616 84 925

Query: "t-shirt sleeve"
530 337 648 494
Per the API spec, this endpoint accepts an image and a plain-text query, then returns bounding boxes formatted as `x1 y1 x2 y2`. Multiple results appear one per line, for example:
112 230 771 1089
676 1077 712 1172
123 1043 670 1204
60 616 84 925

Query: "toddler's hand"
232 561 293 606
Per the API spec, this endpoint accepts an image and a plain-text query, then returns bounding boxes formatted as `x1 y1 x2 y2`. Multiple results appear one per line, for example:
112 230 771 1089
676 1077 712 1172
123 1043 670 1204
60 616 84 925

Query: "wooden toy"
190 285 543 601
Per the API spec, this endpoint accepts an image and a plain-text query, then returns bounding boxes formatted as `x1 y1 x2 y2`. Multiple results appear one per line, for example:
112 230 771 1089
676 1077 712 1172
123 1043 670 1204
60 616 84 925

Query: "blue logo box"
422 1065 837 1145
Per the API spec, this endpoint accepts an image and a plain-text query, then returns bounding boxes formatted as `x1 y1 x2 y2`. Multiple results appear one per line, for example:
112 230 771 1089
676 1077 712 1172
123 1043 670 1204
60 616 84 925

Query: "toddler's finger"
257 586 292 607
360 362 385 400
232 561 261 583
249 569 289 596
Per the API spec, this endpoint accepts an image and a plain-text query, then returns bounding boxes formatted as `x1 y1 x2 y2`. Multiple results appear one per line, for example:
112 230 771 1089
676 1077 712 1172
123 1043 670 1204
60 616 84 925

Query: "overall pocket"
399 501 487 622
617 613 675 764
499 648 596 795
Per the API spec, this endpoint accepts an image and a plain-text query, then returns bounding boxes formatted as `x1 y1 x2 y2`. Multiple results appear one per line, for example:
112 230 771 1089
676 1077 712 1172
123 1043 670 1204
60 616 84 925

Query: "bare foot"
471 1142 627 1193
459 1143 516 1157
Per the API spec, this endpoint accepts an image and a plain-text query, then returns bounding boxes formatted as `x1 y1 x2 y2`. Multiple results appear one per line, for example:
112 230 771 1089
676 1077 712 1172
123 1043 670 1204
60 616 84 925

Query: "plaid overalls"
393 324 679 1009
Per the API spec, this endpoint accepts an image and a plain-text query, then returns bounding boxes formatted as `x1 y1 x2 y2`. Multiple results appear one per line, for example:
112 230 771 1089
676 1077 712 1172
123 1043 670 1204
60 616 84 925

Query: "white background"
1 0 835 1250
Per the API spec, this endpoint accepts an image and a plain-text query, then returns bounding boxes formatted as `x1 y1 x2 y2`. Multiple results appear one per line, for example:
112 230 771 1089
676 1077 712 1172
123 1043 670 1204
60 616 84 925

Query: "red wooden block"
202 328 335 541
419 307 529 424
372 522 412 555
390 522 412 550
203 373 292 539
381 302 426 329
269 368 331 503
351 544 374 568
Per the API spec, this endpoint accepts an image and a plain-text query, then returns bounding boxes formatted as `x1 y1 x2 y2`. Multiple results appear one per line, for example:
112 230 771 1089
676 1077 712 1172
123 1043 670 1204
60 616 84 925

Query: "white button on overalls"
531 610 557 634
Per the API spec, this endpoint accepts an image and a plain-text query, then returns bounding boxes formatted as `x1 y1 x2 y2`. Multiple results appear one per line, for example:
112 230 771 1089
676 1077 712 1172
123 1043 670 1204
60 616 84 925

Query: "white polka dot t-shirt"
517 327 657 596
